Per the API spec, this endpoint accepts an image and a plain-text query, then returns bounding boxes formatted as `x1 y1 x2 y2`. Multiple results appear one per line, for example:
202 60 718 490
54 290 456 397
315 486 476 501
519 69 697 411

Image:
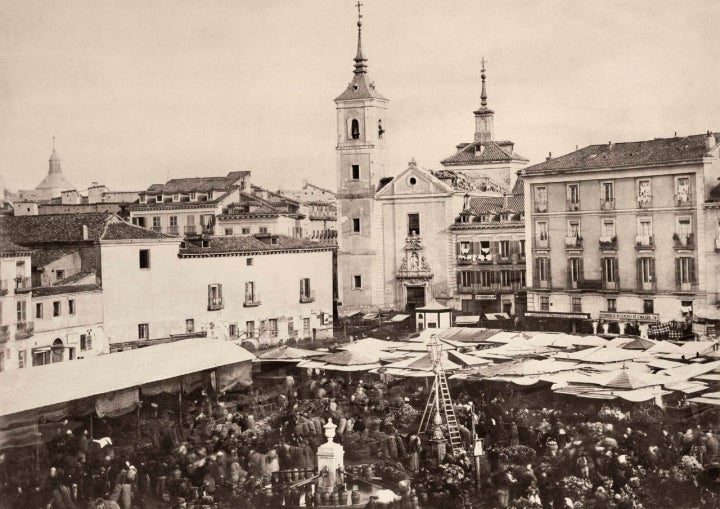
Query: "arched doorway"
52 338 64 363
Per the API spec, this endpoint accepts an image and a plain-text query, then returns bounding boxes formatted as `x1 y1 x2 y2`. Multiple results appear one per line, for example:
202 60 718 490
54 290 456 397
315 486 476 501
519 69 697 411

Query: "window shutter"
218 284 223 299
613 258 619 284
601 258 607 282
579 258 584 282
300 279 304 296
457 271 461 287
675 258 681 286
567 262 572 286
456 242 461 257
690 258 696 283
637 259 642 286
472 242 479 255
245 282 249 299
208 284 212 304
548 258 552 285
534 258 539 284
650 258 655 283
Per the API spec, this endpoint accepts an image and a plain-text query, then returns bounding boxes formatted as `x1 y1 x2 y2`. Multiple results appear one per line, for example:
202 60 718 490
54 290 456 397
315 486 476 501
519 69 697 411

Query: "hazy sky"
2 0 719 194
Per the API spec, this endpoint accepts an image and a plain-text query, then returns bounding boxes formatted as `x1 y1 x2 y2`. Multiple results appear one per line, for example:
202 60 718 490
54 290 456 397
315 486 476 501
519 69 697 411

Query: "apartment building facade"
523 132 720 332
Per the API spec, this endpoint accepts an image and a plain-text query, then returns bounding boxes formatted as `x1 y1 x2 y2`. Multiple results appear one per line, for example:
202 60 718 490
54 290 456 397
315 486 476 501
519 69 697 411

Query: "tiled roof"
442 140 529 165
60 270 97 285
0 214 172 246
467 195 524 215
334 73 387 102
101 222 174 240
146 171 249 194
708 183 720 203
0 238 32 255
32 248 78 268
524 132 719 174
30 284 101 298
179 234 334 256
0 213 112 244
511 177 524 196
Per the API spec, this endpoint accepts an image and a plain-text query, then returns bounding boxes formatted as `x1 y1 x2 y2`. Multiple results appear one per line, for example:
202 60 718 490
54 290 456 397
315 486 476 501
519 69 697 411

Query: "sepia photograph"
1 1 720 508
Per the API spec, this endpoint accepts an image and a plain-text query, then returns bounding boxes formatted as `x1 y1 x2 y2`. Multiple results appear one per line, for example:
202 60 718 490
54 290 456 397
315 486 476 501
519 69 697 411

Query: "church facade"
335 10 528 317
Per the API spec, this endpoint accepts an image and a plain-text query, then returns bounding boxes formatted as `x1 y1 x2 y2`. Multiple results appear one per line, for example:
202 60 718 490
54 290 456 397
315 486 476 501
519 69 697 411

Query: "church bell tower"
335 2 389 312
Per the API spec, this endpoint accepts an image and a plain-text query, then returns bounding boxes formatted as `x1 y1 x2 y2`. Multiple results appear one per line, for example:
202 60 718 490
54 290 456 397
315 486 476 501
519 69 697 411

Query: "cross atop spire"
353 1 367 74
480 57 488 107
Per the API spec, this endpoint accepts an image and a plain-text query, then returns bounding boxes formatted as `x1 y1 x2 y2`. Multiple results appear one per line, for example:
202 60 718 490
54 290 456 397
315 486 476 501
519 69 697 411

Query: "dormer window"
190 192 197 201
173 194 179 202
140 195 146 204
155 196 162 204
351 119 360 140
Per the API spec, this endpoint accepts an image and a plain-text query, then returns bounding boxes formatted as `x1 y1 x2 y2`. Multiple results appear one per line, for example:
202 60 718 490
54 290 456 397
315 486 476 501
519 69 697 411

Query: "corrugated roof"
441 140 528 165
524 132 718 174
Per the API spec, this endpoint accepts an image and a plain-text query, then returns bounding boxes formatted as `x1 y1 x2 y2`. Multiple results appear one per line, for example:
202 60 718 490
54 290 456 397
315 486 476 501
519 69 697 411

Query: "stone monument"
316 418 344 492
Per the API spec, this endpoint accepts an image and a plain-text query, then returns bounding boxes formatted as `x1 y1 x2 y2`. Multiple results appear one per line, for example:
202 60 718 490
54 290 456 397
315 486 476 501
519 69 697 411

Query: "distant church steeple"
353 1 368 75
473 58 494 143
49 136 62 173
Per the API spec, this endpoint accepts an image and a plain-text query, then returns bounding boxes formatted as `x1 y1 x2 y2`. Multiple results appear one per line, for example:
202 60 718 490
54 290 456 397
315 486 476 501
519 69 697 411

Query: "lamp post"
428 334 446 461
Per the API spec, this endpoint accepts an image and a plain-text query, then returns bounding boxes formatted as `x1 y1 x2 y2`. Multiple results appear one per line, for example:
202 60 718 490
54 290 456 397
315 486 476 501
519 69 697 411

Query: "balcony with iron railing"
635 235 654 250
675 193 693 207
14 277 32 292
637 281 656 293
15 321 34 339
676 282 698 294
576 279 603 291
244 293 261 307
184 225 198 235
457 283 497 294
300 290 315 303
566 200 581 212
0 325 9 342
637 196 653 209
599 236 617 251
600 198 615 211
565 236 583 249
152 226 162 233
673 233 694 250
534 238 549 249
166 225 180 236
602 280 618 291
534 279 551 290
208 297 224 311
534 202 548 213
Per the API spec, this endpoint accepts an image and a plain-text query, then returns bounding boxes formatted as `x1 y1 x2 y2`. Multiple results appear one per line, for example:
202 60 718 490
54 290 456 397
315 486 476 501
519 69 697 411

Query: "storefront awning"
694 304 720 321
485 313 510 320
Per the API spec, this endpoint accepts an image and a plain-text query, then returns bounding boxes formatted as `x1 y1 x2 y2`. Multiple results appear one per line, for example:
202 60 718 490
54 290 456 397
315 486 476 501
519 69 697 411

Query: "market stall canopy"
388 314 410 323
254 345 325 362
621 337 657 350
297 349 383 372
694 304 720 321
689 391 720 406
383 351 462 372
0 338 254 418
555 346 650 364
339 338 406 361
455 316 480 325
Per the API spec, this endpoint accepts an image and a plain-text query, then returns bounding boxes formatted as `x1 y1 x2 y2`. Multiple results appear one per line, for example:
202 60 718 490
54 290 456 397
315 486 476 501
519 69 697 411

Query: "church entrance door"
405 286 426 312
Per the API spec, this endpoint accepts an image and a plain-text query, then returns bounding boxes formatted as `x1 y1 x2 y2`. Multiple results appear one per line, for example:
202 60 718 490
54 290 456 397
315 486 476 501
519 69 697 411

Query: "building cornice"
178 246 336 258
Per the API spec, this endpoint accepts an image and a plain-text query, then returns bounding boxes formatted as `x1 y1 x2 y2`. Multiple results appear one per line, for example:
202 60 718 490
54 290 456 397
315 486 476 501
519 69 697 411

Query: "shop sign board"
525 311 590 320
598 311 659 322
474 294 497 300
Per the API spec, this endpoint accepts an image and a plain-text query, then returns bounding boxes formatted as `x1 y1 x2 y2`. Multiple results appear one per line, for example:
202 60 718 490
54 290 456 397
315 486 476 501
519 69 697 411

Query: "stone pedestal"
317 419 344 492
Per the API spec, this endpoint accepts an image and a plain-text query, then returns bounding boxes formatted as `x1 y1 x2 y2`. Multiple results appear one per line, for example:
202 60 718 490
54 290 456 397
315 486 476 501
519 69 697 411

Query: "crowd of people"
3 368 720 509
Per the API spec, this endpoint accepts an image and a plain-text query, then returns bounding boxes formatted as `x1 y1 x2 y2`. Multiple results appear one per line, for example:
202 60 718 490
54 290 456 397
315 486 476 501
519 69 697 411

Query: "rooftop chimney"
608 141 614 149
706 130 716 149
82 225 88 240
546 152 552 161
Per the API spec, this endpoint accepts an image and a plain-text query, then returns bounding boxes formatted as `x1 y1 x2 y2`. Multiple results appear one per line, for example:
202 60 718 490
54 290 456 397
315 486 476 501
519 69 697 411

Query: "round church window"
408 176 417 186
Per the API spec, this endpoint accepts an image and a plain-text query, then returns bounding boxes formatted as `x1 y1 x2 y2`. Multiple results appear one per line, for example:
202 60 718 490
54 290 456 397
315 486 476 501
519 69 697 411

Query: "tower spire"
353 1 367 74
480 57 488 107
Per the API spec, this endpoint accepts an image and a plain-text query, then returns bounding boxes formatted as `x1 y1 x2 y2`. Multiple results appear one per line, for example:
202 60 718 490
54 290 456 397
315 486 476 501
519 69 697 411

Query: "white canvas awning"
0 338 254 418
455 316 480 325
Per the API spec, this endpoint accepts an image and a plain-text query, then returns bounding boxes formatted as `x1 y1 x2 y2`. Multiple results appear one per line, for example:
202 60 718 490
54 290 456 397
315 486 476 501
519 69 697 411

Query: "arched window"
351 119 360 140
52 338 64 363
